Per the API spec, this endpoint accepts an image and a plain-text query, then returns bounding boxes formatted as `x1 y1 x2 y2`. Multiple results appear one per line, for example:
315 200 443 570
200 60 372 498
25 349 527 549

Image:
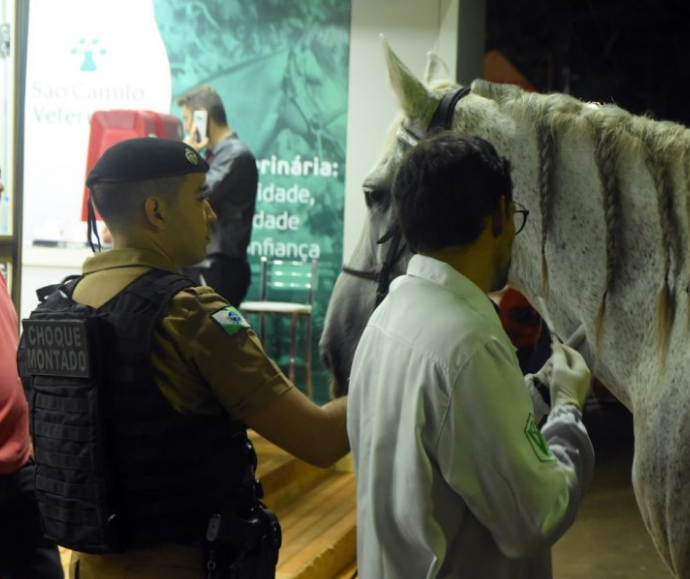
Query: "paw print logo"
72 38 106 72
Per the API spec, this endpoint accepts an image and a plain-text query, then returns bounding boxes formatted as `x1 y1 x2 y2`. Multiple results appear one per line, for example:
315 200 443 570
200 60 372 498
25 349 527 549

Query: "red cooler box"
81 110 183 221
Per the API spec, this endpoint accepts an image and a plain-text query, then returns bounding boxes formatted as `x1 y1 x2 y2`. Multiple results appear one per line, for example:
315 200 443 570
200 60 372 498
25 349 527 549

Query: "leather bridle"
342 223 407 307
341 87 472 307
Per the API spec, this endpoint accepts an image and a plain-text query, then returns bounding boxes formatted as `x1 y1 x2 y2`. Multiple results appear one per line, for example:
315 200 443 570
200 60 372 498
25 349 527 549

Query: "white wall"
0 0 15 235
23 0 171 246
343 0 484 260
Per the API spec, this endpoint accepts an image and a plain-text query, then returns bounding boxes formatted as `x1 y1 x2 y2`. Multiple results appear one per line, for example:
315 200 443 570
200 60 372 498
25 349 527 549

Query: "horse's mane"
470 79 690 354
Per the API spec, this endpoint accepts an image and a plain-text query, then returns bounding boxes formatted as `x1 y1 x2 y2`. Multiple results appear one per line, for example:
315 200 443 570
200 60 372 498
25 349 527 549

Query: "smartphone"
193 109 208 142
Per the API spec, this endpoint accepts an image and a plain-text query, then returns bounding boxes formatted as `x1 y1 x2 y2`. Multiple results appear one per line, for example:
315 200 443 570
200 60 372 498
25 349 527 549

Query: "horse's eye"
363 187 387 208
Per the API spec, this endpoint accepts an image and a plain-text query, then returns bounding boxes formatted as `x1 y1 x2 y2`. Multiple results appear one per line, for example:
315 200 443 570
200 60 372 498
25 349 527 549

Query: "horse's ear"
424 51 451 84
381 35 434 120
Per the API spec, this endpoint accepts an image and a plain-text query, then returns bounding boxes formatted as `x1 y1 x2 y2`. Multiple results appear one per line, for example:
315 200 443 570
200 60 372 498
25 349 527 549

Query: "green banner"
153 1 351 402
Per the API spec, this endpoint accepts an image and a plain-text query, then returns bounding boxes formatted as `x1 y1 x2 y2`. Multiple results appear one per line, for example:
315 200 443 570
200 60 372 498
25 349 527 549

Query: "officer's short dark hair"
91 176 185 232
176 86 228 127
392 132 513 253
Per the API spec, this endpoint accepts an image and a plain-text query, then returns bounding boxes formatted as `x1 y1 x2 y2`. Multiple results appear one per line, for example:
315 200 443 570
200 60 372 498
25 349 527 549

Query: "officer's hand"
549 344 591 409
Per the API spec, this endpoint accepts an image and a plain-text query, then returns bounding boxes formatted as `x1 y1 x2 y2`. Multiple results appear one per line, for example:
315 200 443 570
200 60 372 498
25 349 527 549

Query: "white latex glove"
549 344 591 409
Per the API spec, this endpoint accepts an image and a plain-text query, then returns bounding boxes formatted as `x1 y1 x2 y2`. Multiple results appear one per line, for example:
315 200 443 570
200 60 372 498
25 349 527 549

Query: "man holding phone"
178 85 258 307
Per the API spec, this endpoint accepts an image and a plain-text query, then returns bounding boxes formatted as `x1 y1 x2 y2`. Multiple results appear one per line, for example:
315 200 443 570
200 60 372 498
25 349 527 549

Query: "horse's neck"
458 93 686 410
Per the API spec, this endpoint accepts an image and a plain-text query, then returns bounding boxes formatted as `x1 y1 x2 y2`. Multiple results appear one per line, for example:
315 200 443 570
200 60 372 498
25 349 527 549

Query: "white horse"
320 40 690 578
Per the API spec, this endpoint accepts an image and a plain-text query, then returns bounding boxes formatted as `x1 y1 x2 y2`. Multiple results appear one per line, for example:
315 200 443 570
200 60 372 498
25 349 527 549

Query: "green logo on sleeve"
211 306 250 337
524 414 556 463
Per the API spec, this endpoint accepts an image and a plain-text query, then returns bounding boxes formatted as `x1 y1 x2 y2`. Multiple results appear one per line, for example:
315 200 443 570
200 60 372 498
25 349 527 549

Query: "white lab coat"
347 255 594 579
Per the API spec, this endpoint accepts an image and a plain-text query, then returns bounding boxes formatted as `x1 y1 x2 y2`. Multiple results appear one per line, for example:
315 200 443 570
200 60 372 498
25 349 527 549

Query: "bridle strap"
396 87 472 149
341 225 406 307
427 87 471 132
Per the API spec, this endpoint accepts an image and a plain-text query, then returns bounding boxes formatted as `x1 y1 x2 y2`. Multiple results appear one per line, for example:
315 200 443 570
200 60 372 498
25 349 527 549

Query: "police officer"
18 138 348 579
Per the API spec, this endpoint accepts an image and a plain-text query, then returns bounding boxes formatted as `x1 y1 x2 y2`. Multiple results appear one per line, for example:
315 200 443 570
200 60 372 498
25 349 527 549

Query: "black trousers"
0 462 63 579
183 255 251 308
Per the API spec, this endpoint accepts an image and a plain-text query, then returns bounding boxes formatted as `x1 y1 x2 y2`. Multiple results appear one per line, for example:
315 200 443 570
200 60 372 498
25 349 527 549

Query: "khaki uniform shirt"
69 247 292 578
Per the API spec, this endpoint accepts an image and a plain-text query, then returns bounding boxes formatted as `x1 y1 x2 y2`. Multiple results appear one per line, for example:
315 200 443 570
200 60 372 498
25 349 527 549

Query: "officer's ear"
144 197 166 230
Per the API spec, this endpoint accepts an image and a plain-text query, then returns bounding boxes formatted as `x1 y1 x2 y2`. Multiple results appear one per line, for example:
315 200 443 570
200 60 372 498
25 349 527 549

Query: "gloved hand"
548 344 591 409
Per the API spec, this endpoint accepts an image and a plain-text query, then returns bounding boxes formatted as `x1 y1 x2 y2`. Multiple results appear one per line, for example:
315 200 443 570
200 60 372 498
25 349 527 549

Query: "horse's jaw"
320 270 379 398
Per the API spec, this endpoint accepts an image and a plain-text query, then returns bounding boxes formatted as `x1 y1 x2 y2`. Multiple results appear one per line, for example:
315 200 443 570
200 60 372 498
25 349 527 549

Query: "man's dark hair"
91 176 185 233
176 86 228 127
392 132 513 253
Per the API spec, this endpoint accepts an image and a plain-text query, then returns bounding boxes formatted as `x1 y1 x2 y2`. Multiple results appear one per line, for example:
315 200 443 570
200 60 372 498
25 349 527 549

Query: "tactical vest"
18 269 261 553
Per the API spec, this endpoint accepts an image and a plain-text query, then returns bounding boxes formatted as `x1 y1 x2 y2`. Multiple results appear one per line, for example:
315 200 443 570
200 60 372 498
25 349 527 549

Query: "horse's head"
320 39 463 396
321 38 621 400
322 37 674 404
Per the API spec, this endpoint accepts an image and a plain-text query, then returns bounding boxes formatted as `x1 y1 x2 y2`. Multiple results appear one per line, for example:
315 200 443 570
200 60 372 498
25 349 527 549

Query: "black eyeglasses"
512 201 529 235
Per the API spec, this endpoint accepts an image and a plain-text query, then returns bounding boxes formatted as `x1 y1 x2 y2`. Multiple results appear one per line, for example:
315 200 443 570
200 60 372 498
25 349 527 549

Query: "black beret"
86 138 209 187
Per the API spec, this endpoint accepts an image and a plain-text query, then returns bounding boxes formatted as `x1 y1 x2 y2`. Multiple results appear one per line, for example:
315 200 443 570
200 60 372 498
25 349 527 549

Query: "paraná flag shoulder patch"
524 413 556 463
211 306 250 337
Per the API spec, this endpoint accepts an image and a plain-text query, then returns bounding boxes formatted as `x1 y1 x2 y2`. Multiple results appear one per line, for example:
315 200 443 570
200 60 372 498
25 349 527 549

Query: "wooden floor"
56 403 673 579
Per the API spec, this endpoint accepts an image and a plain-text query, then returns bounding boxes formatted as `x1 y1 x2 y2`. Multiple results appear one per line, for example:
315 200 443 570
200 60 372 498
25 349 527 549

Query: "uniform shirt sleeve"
150 286 292 420
435 337 594 558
